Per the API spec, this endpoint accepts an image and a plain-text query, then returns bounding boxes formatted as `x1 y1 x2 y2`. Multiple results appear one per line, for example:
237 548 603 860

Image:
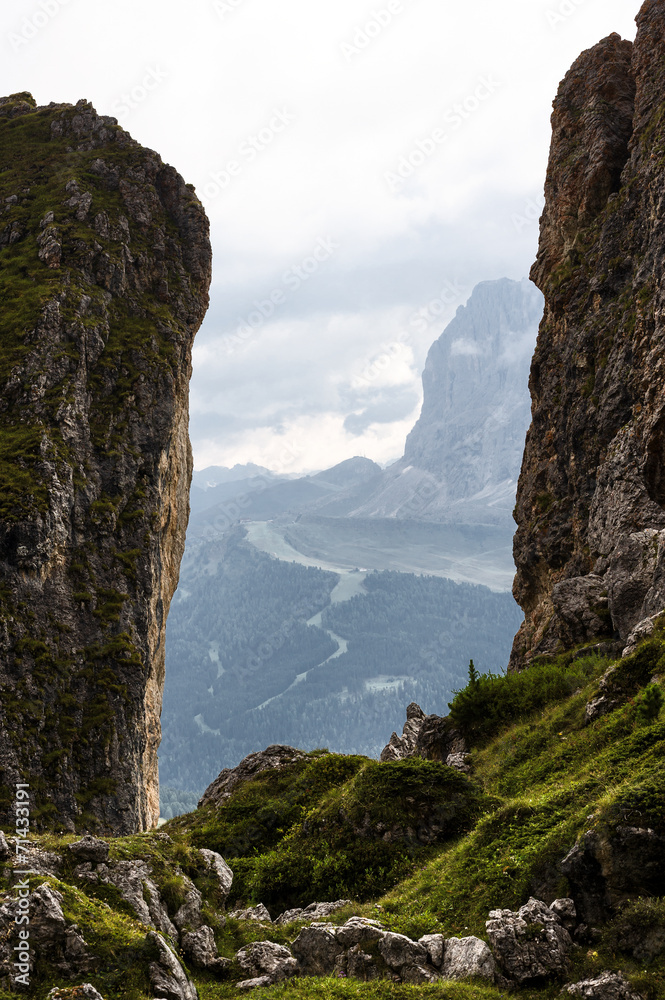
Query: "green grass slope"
1 623 664 998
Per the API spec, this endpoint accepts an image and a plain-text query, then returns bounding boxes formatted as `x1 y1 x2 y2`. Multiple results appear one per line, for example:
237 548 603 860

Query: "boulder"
401 962 440 983
147 931 198 1000
0 831 10 860
442 936 496 982
0 885 91 977
566 970 645 999
292 923 344 975
198 848 233 902
199 745 307 808
336 917 385 948
378 931 427 970
67 835 110 865
418 933 446 968
486 897 573 982
345 944 380 981
95 861 177 939
228 903 271 922
173 886 204 932
622 614 661 657
235 940 297 983
181 926 229 970
237 976 272 990
550 897 577 933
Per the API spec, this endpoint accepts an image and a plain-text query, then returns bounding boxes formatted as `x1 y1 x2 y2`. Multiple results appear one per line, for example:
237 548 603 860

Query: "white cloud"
0 0 641 471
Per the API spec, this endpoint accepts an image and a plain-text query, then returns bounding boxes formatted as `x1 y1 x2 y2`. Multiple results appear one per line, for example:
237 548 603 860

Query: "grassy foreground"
1 629 664 998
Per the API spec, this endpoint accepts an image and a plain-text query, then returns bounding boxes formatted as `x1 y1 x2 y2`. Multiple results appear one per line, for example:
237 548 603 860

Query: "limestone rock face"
512 8 665 667
486 897 573 983
0 94 211 831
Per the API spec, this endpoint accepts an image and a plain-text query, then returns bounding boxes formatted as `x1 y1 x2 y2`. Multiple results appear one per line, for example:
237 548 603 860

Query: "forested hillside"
160 532 521 799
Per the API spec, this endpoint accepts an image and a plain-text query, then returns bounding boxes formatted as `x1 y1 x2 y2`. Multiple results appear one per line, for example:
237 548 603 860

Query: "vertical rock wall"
0 94 211 832
512 4 665 667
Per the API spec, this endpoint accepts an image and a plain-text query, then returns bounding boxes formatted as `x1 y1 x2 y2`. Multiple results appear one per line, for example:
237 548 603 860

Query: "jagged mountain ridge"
0 93 211 833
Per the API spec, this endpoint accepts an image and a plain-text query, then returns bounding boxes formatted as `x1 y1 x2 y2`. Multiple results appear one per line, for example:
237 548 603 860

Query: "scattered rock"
565 970 645 999
275 899 351 925
486 897 573 983
198 848 233 901
236 940 298 983
0 832 9 860
229 903 272 922
147 931 198 1000
67 835 110 865
442 936 496 982
199 745 307 808
292 923 344 975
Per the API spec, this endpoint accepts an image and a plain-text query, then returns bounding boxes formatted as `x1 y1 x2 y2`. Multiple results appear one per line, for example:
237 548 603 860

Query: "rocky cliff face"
0 94 211 832
512 3 665 667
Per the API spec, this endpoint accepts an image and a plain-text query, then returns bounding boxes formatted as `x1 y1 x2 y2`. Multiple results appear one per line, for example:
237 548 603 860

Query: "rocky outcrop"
199 745 307 809
0 93 211 832
274 899 351 925
512 6 665 667
380 702 468 770
486 897 574 983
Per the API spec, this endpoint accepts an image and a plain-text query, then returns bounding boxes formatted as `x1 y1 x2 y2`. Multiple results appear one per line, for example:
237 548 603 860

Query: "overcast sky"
2 0 640 473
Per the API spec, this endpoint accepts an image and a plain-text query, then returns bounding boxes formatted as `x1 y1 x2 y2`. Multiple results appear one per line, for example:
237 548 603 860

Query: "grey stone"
401 962 441 984
67 835 110 865
566 970 645 999
550 897 577 931
622 614 660 657
292 923 344 975
147 931 198 1000
378 931 427 970
442 936 496 982
236 940 297 982
173 885 203 932
236 977 272 991
486 897 573 983
418 933 446 968
336 916 385 948
346 944 380 981
199 848 233 901
96 860 177 939
181 925 228 970
0 831 10 859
